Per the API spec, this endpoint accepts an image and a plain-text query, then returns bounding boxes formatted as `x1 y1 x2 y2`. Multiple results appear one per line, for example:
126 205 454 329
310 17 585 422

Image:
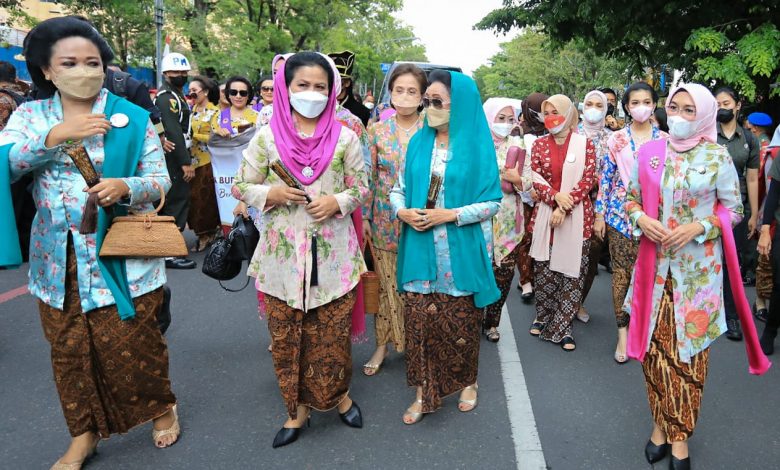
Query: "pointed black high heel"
644 439 670 464
669 455 690 470
339 401 363 428
272 416 310 448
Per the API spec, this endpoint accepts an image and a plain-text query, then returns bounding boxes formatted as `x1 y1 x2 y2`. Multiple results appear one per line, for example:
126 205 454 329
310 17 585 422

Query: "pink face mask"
629 105 654 123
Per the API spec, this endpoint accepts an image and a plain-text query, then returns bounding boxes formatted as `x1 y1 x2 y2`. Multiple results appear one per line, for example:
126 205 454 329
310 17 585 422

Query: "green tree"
320 5 427 96
473 31 631 101
58 0 157 68
165 0 425 88
476 1 780 103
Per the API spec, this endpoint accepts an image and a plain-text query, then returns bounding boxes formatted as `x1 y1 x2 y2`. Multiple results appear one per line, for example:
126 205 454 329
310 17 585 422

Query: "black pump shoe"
272 417 310 448
339 401 363 428
644 439 670 464
669 455 690 470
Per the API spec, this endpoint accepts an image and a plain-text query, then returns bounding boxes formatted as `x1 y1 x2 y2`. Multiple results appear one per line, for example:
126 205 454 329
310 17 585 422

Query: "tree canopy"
473 30 632 101
476 0 780 103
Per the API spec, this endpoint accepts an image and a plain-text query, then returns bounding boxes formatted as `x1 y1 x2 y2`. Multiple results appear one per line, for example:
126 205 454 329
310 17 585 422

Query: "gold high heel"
50 438 98 470
458 384 479 412
402 399 425 425
152 405 180 449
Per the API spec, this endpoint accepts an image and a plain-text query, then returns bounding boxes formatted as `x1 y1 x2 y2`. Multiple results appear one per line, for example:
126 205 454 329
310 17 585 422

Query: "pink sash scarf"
628 139 770 375
351 210 366 342
502 146 526 230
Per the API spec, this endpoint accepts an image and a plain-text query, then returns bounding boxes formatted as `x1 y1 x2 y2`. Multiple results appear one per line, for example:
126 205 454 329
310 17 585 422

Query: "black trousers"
723 214 751 322
159 162 191 231
765 230 780 334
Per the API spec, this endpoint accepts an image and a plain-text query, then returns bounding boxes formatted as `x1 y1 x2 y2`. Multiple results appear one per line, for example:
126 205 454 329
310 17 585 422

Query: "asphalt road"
1 249 778 470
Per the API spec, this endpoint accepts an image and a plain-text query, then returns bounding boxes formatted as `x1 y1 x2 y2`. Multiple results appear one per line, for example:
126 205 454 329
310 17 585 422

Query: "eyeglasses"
229 89 249 97
187 91 200 99
260 86 273 92
422 97 450 110
667 103 697 119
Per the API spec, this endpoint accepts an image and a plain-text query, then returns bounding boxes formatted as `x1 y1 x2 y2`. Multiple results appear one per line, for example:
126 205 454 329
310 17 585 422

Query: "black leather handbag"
202 216 259 291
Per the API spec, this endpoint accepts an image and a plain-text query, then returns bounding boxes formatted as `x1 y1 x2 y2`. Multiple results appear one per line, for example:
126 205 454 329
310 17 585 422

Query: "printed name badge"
109 113 129 128
566 153 576 163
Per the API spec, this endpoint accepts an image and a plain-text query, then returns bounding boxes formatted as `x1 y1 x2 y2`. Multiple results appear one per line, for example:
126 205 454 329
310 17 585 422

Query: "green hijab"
397 71 502 308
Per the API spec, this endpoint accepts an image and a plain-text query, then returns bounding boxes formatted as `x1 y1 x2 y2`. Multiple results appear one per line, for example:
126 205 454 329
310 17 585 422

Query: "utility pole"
154 0 164 88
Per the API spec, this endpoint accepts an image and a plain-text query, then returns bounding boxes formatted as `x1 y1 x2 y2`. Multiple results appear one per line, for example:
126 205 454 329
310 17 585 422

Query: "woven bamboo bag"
99 184 188 258
361 238 380 315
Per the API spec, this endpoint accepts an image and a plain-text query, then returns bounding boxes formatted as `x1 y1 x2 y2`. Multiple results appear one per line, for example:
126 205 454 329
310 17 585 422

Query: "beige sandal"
458 384 479 412
152 405 180 449
362 349 389 376
403 399 425 425
50 438 98 470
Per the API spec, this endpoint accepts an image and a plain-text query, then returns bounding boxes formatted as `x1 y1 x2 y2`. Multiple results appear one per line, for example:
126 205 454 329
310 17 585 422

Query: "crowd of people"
0 15 778 470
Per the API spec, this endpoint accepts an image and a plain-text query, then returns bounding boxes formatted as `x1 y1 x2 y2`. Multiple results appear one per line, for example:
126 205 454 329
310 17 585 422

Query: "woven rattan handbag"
361 239 380 315
99 185 188 258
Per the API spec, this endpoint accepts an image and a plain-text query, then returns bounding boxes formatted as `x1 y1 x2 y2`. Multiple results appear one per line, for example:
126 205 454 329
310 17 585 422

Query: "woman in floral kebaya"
597 82 665 363
481 97 530 342
624 83 768 469
234 52 369 448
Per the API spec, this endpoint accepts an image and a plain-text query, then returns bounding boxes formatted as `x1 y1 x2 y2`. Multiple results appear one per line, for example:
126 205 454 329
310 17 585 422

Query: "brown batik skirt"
265 290 356 420
373 248 405 352
642 276 710 441
608 226 639 328
755 253 773 300
533 239 590 343
187 163 221 236
516 203 534 286
404 292 480 413
38 242 176 438
484 244 522 329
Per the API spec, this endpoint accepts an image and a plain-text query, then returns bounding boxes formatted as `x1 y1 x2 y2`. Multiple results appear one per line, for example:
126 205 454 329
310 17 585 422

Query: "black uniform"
340 90 371 127
154 82 191 230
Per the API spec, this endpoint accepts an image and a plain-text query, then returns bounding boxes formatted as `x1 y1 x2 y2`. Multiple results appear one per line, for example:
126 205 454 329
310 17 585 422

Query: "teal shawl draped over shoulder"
97 92 151 320
0 143 22 268
397 72 502 308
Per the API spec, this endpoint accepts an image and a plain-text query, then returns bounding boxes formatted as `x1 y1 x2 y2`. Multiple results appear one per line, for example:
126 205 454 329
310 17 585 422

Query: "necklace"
396 116 420 136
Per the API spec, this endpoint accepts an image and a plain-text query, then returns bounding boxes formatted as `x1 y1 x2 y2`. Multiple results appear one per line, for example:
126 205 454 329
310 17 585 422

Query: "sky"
395 0 512 76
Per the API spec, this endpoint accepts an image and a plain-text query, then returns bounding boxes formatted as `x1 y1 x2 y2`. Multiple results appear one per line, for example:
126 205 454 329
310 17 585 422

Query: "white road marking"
497 304 547 470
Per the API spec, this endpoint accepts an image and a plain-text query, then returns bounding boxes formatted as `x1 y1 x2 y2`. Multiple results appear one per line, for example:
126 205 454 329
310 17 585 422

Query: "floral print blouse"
493 135 531 263
336 104 372 176
597 125 662 238
528 133 598 239
234 124 369 311
0 89 170 312
390 147 500 296
622 141 743 362
190 102 219 167
365 115 424 252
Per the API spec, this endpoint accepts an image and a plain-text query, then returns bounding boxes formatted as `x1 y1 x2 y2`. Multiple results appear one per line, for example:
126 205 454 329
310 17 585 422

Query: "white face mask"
289 90 328 118
492 122 513 138
365 102 375 110
583 108 605 124
667 115 697 139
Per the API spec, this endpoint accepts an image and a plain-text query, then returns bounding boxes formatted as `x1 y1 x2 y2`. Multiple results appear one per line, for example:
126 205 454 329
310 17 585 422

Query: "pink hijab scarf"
665 83 718 153
269 53 343 185
581 90 608 139
483 97 517 144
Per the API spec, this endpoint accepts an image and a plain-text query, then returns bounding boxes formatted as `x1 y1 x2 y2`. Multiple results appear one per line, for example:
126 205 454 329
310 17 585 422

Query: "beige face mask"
427 107 450 130
51 66 105 100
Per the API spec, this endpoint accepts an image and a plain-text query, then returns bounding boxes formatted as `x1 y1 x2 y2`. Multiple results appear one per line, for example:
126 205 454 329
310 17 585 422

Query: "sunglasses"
229 89 249 97
187 91 200 99
260 86 273 92
422 97 450 110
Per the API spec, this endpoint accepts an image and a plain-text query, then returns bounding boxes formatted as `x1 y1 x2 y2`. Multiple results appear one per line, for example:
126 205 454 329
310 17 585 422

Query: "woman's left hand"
550 208 565 227
501 166 522 185
306 195 340 223
86 178 130 207
417 208 458 230
661 222 705 251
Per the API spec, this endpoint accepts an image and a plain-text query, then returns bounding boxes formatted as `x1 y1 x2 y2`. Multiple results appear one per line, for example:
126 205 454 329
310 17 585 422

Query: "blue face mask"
667 115 697 139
